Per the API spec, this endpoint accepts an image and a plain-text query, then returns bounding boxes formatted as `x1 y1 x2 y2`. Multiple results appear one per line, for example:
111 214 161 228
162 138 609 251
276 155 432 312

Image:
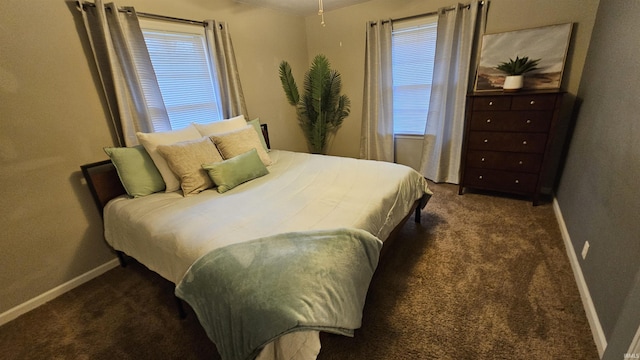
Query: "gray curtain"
79 0 171 146
204 20 248 119
359 20 394 162
418 1 488 183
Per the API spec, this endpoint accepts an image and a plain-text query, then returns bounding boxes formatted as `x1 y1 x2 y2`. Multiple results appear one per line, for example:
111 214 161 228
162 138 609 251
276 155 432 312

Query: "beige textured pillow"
136 125 202 192
210 125 272 166
157 137 223 196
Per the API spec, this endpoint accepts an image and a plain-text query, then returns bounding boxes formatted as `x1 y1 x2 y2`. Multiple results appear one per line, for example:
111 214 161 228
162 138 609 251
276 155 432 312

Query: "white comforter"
103 150 431 359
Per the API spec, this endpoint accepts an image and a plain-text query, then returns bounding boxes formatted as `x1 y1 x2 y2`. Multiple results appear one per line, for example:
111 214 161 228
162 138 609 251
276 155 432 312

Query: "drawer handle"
479 175 483 180
530 100 536 105
488 101 493 106
484 139 489 143
486 119 491 123
518 160 523 165
526 119 532 124
522 140 528 145
481 157 486 162
515 179 520 184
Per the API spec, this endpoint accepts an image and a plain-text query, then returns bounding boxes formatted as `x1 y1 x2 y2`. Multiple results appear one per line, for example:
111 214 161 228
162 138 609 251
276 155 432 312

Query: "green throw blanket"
175 228 383 360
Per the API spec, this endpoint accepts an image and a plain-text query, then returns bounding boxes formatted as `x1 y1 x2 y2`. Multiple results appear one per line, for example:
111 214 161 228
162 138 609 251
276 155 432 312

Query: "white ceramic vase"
503 75 524 92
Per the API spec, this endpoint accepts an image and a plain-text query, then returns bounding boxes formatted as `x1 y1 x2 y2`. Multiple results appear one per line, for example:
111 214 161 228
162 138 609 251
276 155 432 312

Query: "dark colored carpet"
0 182 599 359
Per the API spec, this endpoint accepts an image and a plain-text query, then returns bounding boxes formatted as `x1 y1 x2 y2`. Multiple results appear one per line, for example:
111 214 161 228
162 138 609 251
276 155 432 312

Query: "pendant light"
318 0 325 26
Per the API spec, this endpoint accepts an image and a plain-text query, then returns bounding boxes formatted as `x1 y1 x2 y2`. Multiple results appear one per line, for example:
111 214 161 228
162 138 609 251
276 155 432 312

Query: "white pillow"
137 125 202 192
193 115 247 136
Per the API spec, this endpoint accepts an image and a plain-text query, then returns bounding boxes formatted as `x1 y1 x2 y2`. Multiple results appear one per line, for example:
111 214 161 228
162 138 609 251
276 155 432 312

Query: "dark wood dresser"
458 90 564 205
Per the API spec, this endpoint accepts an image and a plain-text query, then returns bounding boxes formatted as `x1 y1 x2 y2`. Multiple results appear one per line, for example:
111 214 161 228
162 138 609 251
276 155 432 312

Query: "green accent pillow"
202 148 269 193
103 145 165 198
247 118 270 152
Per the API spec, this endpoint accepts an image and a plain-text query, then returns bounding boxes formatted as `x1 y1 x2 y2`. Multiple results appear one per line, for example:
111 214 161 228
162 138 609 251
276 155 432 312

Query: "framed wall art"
474 23 573 92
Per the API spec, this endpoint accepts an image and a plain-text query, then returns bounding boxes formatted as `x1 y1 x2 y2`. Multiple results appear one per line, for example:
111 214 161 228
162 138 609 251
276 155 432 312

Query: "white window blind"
140 20 223 130
392 16 438 135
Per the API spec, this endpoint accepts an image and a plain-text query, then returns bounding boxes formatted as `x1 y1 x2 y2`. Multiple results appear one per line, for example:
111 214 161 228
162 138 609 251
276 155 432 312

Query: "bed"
81 121 432 360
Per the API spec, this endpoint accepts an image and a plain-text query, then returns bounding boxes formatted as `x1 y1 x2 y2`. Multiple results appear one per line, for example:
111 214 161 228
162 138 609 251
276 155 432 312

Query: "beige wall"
303 0 600 163
0 0 599 318
0 0 307 316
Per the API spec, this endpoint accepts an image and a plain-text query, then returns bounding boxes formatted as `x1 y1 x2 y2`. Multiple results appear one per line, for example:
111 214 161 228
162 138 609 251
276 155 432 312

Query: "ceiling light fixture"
318 0 325 26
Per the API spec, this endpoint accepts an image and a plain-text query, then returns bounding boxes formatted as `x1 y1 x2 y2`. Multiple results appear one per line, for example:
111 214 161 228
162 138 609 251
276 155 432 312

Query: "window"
392 16 438 135
139 20 223 130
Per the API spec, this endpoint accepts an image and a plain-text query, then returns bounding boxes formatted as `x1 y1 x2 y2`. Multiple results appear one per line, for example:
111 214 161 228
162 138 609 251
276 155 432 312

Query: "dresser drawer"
466 150 542 173
511 94 558 110
472 96 511 111
463 168 538 193
468 131 548 153
470 111 553 132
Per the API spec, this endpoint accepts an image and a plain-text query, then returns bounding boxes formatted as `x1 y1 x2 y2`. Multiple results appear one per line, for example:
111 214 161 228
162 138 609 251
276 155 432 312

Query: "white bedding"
104 150 431 284
103 149 431 359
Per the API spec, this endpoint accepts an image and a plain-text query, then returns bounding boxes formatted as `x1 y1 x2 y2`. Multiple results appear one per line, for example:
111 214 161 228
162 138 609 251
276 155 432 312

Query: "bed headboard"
80 124 270 215
260 123 270 149
80 159 125 216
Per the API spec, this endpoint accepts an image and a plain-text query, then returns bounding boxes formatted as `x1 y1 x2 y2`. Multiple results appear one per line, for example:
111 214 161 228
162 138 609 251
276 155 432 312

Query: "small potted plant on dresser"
496 56 540 92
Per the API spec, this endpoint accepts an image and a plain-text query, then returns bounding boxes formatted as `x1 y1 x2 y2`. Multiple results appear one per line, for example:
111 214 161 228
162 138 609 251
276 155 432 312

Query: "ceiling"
234 0 371 16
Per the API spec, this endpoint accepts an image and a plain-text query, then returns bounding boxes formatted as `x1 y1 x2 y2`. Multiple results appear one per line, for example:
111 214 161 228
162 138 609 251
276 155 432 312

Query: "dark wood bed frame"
80 123 427 317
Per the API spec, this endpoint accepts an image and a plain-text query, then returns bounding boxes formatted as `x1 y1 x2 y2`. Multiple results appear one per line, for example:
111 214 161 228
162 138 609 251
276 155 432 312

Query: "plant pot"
503 75 524 92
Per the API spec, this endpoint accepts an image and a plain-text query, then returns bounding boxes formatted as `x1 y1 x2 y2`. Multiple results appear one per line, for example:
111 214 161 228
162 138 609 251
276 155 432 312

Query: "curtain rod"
381 8 444 24
76 1 205 26
135 12 204 26
376 1 480 25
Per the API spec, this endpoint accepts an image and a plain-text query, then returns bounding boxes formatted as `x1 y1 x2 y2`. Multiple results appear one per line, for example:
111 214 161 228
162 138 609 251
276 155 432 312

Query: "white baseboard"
629 324 640 355
0 258 119 327
552 197 607 358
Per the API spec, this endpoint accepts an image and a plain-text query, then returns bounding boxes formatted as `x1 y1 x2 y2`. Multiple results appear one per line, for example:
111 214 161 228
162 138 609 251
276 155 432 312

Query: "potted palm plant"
279 54 351 154
495 56 540 91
